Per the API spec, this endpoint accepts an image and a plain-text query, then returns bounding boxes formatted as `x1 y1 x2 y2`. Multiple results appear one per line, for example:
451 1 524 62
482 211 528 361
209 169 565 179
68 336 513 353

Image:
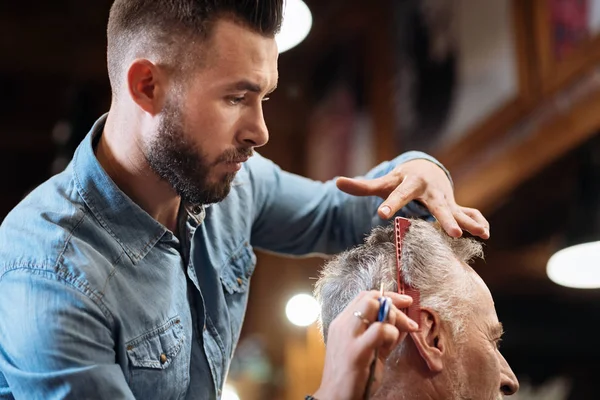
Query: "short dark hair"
107 0 284 96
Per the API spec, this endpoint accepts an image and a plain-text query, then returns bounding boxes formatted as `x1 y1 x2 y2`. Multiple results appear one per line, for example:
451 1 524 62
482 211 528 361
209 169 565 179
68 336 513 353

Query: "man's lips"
228 156 249 164
221 156 250 172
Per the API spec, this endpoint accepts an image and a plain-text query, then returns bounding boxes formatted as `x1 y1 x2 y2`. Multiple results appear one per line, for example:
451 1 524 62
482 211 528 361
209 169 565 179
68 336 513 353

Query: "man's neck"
96 109 181 232
376 356 441 400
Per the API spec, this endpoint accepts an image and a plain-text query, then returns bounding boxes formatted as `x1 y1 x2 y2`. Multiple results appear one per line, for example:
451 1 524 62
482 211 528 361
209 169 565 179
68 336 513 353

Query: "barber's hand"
336 159 490 239
313 291 418 400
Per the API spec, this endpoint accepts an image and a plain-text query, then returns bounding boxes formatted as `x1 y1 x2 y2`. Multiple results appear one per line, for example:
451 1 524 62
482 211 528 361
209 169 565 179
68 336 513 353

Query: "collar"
72 114 171 264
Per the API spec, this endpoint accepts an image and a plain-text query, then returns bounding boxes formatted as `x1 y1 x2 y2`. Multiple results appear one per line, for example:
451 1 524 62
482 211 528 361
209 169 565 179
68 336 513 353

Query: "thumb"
336 176 389 197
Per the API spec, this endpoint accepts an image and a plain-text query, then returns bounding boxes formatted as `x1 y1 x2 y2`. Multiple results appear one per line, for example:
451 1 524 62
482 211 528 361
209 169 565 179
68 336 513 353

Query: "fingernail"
399 294 413 302
409 319 419 330
380 205 391 217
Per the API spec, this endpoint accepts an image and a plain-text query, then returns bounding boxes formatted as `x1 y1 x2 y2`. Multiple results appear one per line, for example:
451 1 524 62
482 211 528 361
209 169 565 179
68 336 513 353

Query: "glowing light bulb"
547 241 600 289
276 0 312 53
286 293 320 327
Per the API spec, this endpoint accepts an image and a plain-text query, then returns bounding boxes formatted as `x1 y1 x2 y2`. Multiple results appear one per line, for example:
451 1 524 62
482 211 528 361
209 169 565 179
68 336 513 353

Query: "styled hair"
314 219 484 343
106 0 284 95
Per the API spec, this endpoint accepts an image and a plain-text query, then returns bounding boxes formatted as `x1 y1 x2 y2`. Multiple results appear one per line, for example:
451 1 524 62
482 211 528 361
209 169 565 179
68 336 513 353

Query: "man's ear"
410 307 447 373
126 59 166 115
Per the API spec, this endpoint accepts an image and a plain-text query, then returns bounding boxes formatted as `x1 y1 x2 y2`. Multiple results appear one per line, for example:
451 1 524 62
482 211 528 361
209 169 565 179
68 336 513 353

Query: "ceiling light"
276 0 312 53
285 293 320 327
547 241 600 289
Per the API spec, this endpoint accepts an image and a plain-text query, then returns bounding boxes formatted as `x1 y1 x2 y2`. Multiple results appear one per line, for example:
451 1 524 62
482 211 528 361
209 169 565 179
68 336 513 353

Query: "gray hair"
314 219 483 343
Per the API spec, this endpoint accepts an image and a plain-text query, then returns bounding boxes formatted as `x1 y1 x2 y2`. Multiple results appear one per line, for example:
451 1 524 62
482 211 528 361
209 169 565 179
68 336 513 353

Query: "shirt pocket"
126 316 189 400
220 243 257 348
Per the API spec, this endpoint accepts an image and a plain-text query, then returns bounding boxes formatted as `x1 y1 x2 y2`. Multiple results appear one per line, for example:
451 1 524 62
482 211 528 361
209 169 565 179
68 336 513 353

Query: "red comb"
394 217 421 323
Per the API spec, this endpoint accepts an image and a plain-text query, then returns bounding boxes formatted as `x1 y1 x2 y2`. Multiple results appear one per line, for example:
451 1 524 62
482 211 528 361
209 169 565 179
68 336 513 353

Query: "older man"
314 219 519 399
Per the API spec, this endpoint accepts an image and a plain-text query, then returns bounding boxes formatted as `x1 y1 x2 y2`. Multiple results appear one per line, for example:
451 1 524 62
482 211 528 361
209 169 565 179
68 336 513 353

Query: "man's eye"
228 96 245 105
494 338 502 349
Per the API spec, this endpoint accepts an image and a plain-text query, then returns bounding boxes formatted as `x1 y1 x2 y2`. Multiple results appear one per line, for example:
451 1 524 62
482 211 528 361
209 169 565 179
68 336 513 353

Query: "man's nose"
499 353 519 395
239 107 269 148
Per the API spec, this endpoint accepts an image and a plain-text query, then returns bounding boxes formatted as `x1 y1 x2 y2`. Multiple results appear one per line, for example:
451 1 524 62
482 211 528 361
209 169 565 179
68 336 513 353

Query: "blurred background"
1 0 600 399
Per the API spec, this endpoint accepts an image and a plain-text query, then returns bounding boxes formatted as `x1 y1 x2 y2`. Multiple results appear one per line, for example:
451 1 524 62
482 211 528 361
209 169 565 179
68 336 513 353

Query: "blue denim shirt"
0 115 444 399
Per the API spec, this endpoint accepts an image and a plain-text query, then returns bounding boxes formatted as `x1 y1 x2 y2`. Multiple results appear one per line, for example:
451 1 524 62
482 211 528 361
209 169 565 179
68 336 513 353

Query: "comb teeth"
394 217 421 324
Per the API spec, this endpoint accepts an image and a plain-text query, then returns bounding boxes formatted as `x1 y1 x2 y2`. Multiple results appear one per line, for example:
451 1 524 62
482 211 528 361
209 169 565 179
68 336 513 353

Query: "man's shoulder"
0 169 121 282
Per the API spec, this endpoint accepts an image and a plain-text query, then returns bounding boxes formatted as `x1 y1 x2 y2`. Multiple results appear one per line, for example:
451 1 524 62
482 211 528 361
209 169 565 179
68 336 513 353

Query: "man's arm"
0 268 135 400
248 151 444 255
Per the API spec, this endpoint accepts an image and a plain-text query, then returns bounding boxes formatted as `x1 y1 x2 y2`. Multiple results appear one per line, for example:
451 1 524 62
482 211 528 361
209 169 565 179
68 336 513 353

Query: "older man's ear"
409 308 446 373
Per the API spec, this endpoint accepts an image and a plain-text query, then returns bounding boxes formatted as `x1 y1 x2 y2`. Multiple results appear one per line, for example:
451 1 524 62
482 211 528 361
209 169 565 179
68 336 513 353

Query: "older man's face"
448 271 519 399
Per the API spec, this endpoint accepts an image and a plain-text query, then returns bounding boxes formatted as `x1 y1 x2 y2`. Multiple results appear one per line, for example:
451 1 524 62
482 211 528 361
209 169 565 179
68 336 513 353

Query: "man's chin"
198 179 235 204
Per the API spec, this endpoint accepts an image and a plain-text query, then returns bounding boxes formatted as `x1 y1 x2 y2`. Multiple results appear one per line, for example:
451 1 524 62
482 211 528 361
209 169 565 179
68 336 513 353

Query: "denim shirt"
0 115 444 399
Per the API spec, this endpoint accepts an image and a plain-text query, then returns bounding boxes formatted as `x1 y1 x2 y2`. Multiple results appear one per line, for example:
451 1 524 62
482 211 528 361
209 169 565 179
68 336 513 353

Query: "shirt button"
236 277 243 286
160 353 167 364
191 205 202 215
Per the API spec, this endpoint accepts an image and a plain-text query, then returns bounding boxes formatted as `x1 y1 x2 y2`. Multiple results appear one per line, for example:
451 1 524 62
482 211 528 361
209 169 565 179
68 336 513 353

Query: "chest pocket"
220 243 257 350
126 317 189 400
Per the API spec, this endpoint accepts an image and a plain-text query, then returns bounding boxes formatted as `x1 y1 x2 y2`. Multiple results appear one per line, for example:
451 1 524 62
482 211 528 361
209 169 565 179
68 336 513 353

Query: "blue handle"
377 297 391 323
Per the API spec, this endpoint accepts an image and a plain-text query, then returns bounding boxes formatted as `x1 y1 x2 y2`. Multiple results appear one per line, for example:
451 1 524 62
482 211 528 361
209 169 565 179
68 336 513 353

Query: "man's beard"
145 101 253 206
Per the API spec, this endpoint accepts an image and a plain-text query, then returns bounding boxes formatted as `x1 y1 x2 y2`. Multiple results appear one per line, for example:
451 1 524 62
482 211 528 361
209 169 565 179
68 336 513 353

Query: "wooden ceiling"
1 0 600 393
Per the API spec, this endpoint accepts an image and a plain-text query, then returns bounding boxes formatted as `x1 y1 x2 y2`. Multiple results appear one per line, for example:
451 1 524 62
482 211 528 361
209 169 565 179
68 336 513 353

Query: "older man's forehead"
463 267 501 328
465 267 493 300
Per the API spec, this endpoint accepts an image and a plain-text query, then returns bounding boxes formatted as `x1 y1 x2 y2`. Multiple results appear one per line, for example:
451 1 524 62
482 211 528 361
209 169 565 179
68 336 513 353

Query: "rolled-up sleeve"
0 268 135 400
248 151 450 256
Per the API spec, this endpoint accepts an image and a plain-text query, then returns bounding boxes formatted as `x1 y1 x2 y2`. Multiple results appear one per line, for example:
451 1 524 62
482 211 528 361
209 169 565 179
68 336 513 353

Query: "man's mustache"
216 147 254 164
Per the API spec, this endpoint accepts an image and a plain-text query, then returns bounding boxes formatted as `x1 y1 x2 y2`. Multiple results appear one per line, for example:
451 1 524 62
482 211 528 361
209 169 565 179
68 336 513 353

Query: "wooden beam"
453 88 600 213
435 0 538 170
367 0 397 164
435 98 527 170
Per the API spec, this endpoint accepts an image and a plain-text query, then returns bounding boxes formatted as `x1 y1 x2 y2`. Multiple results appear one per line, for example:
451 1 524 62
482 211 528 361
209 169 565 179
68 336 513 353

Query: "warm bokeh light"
222 384 241 400
285 293 320 327
276 0 312 53
547 241 600 289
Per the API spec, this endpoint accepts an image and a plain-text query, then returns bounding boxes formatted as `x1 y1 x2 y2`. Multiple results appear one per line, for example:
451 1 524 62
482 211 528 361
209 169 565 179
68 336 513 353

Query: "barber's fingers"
384 292 414 310
460 206 490 238
421 194 463 238
349 291 416 321
351 297 384 330
348 290 412 306
382 292 419 333
357 322 402 360
348 291 414 332
384 304 419 333
377 175 423 219
349 291 414 311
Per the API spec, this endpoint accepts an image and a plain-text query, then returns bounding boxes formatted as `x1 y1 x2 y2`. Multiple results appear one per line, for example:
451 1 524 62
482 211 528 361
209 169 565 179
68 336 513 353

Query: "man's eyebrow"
266 84 277 94
490 322 504 337
228 80 277 94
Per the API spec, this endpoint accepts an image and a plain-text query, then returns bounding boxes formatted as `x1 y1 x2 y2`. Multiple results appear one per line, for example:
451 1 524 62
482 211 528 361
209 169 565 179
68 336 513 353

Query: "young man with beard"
0 1 490 399
314 219 519 399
